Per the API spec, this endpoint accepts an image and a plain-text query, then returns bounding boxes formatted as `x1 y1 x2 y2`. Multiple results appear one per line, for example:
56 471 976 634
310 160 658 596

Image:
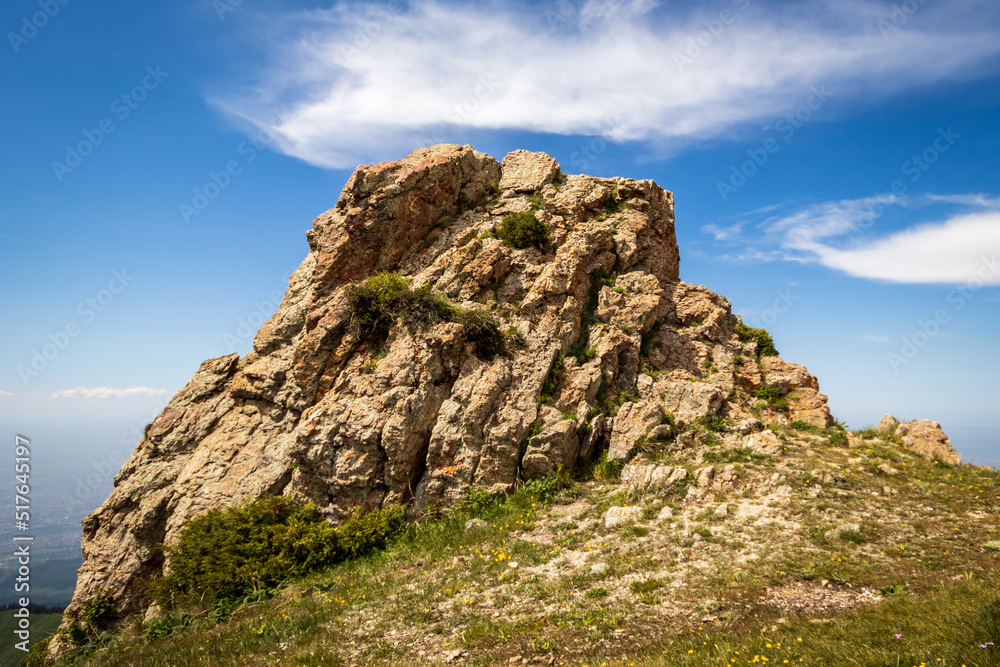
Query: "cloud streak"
212 0 1000 168
50 387 170 399
714 194 1000 285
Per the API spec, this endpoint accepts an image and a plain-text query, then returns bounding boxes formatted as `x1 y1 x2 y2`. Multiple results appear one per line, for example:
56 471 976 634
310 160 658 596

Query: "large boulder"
896 418 961 464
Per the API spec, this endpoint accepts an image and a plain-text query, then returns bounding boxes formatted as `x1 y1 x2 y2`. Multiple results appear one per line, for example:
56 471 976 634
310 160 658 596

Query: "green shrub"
539 356 565 404
20 635 53 666
590 450 623 481
346 272 513 360
497 211 551 250
455 308 510 360
147 497 405 609
345 272 453 340
61 590 114 647
735 323 779 357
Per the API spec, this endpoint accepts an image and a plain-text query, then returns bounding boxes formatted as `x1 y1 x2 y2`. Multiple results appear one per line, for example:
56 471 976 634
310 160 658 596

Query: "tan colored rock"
621 461 688 493
760 357 819 393
877 414 900 433
787 389 834 428
498 149 560 193
745 430 783 456
608 401 663 461
521 419 580 478
896 419 960 465
604 505 643 528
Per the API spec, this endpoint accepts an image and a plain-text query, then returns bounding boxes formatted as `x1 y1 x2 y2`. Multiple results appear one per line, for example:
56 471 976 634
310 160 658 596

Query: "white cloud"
722 194 1000 285
212 0 1000 168
863 334 890 343
0 390 13 396
811 213 1000 284
50 387 170 399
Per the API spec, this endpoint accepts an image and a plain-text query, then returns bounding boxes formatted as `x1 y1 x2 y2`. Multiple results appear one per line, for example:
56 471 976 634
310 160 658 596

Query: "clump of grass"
735 322 779 357
753 384 788 411
497 210 551 250
702 447 773 465
589 450 624 481
695 415 728 433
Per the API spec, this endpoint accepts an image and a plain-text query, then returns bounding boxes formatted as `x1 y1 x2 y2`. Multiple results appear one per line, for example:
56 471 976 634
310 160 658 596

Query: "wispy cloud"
212 0 1000 168
0 390 13 396
50 387 170 399
713 194 1000 285
863 334 890 343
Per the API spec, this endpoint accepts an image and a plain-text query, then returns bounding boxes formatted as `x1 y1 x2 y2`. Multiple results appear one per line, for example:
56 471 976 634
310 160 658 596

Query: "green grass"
0 610 61 666
635 577 1000 667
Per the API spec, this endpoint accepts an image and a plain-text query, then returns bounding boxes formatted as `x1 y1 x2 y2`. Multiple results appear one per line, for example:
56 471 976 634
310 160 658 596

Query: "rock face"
57 144 850 650
895 418 961 465
877 414 960 464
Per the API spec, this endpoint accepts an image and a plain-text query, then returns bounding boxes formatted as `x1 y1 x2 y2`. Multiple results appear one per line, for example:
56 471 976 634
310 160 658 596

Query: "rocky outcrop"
886 416 961 465
55 144 842 654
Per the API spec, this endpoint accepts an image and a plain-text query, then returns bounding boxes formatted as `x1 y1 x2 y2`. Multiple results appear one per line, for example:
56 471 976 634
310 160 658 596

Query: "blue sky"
2 0 999 467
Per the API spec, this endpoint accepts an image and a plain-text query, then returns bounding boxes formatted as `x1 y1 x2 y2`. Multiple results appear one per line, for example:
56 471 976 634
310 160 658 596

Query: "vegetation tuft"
346 272 517 360
735 322 779 357
497 211 551 250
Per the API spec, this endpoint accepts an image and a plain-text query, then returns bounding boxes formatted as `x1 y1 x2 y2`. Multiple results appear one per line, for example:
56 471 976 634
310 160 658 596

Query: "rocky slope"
52 144 961 656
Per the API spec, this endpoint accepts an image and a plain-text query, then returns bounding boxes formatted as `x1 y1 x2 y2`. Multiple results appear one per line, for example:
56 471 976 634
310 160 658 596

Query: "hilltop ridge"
44 145 980 665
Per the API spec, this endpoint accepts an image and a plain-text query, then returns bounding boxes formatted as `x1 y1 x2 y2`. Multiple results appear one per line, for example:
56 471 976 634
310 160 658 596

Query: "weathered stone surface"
621 461 688 493
55 143 892 658
608 401 663 461
604 506 643 528
760 357 819 393
895 419 960 464
787 389 834 428
877 414 900 433
521 418 580 478
745 430 783 456
498 149 560 193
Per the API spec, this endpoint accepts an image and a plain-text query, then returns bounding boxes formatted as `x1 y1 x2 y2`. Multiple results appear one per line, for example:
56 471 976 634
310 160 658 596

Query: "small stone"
591 562 608 575
715 503 729 517
465 518 489 530
879 463 899 475
508 561 519 569
604 505 643 528
658 506 674 520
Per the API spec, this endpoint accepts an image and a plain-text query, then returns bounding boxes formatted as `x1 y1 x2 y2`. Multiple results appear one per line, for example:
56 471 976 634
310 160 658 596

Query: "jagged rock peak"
55 144 853 654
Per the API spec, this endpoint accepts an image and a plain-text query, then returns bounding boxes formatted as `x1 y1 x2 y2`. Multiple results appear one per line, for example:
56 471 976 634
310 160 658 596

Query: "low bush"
497 211 551 250
346 272 515 360
735 323 779 357
147 497 405 609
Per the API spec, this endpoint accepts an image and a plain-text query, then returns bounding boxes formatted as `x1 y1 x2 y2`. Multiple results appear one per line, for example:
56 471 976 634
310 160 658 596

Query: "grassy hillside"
0 611 61 667
48 424 1000 666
